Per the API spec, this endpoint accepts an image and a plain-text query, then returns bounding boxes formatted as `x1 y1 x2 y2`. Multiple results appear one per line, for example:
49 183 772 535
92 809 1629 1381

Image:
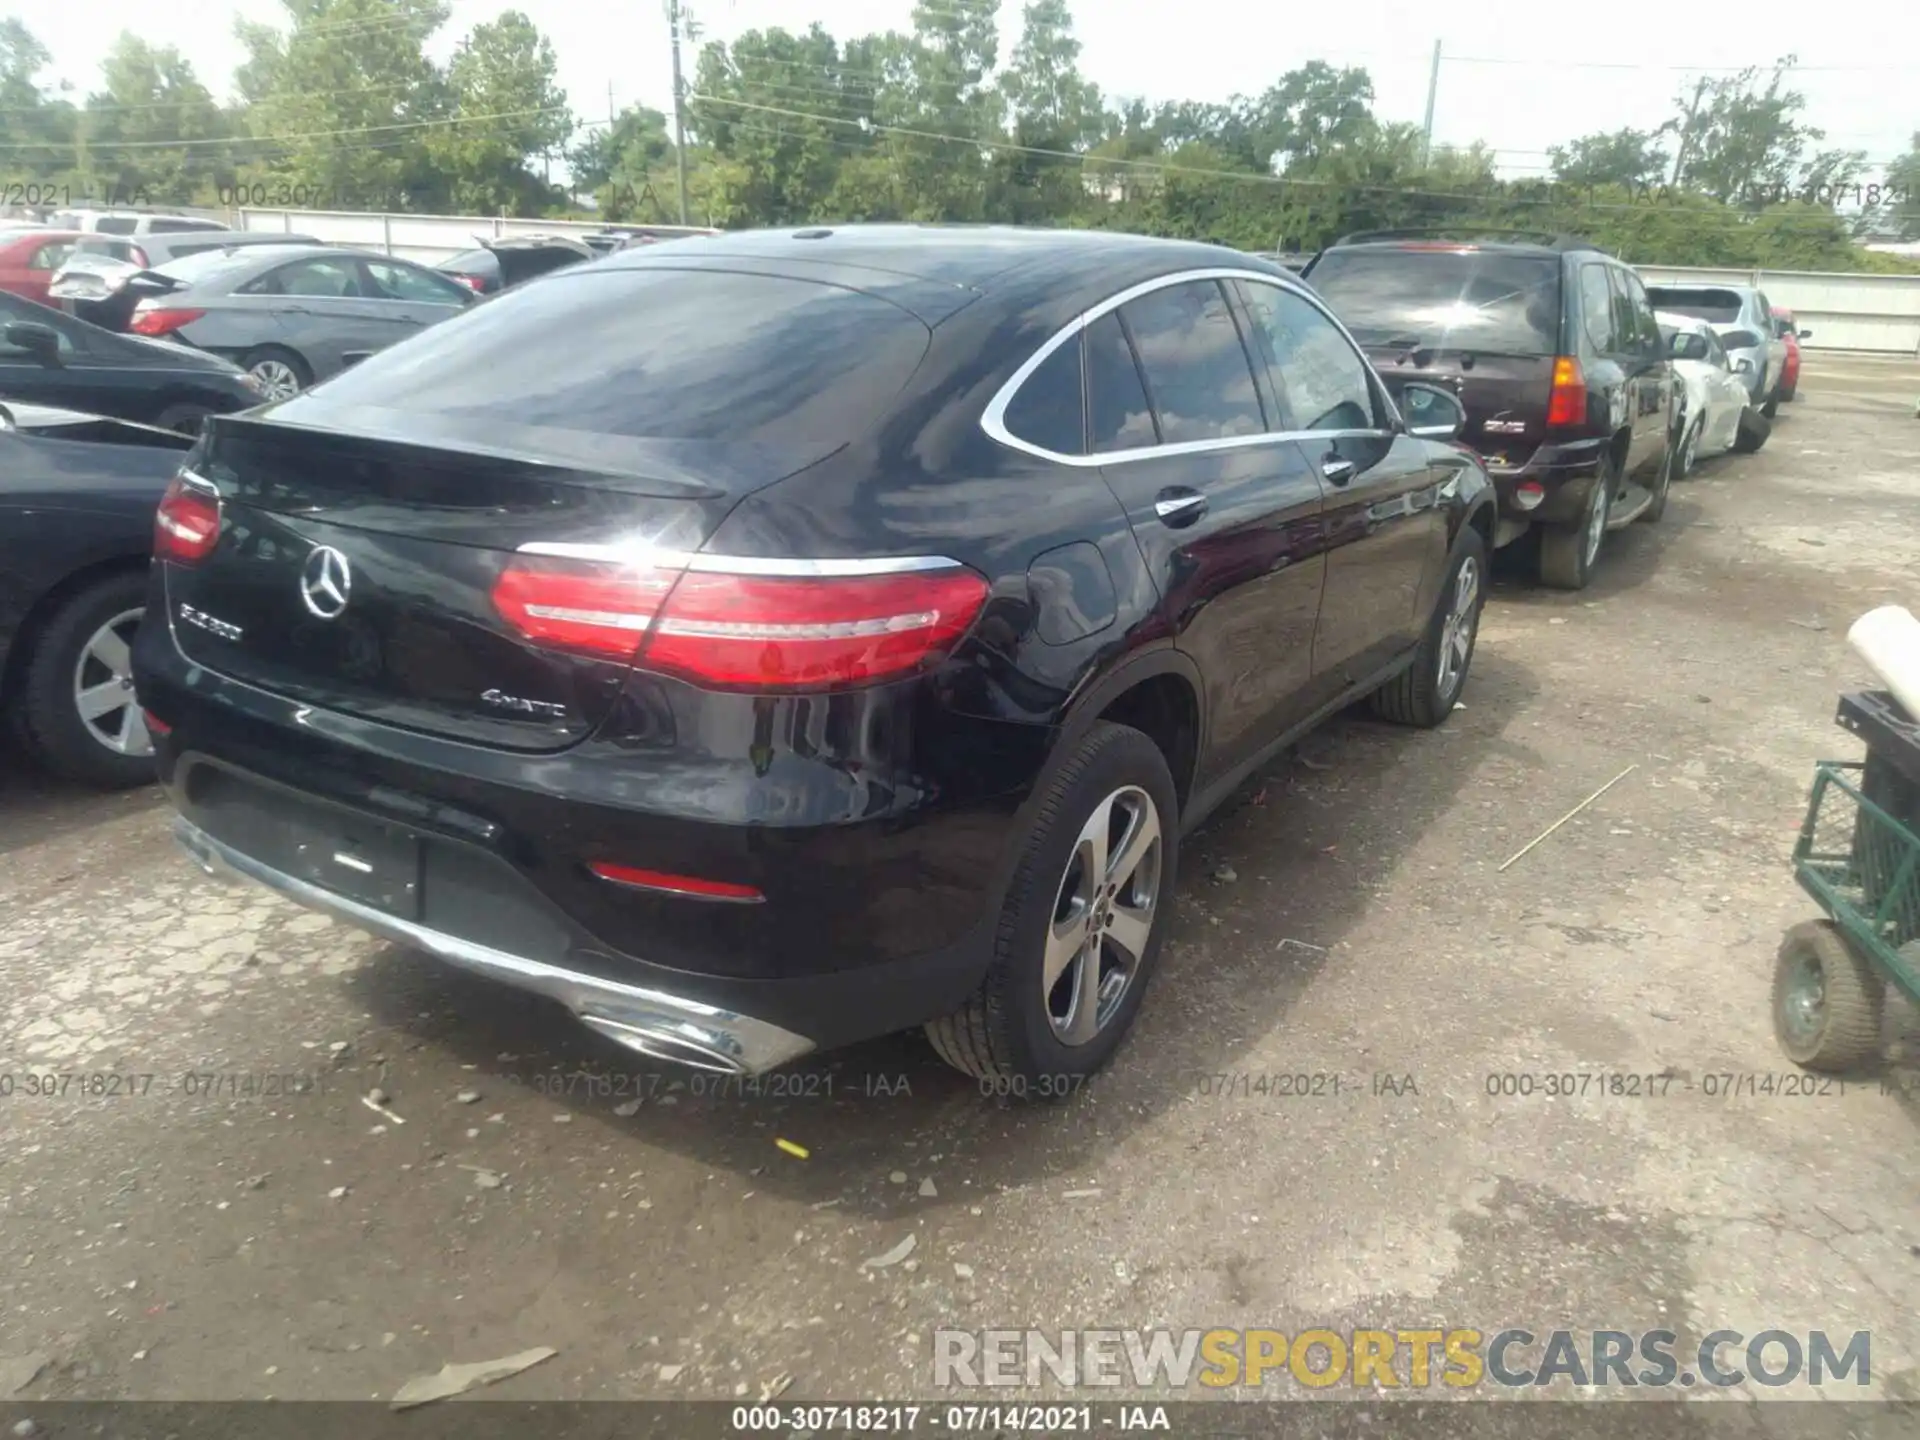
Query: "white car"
44 210 230 237
1658 310 1765 473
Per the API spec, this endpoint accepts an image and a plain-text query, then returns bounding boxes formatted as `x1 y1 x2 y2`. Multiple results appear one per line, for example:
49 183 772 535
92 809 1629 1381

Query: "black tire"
1537 456 1613 591
925 721 1179 1091
13 570 156 789
1780 383 1797 403
1761 394 1780 419
154 402 212 436
1642 431 1675 524
239 345 312 399
1732 405 1771 455
1370 525 1486 728
1773 920 1884 1073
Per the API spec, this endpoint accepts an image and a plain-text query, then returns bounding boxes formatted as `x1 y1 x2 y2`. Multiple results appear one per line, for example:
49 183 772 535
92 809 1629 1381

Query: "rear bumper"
1482 438 1605 533
174 815 815 1075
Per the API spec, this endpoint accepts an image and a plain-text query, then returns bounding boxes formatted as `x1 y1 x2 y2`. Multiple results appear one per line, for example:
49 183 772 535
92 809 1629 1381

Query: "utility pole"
1670 77 1707 189
668 0 691 225
1420 40 1441 168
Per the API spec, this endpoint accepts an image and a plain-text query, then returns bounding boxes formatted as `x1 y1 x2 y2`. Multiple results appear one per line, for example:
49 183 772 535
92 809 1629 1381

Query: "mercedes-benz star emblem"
300 545 352 620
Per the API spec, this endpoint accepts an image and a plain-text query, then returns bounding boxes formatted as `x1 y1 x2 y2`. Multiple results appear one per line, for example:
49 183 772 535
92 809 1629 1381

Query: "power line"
0 104 577 153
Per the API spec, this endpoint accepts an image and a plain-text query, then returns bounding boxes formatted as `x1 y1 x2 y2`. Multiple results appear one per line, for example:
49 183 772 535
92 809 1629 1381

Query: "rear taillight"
589 861 764 903
129 306 206 338
1545 355 1586 429
489 555 991 690
453 273 483 291
154 473 221 564
129 246 149 268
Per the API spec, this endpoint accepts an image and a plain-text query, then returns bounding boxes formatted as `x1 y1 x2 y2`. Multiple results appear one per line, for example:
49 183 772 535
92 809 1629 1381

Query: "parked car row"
1296 231 1805 590
0 223 1812 1097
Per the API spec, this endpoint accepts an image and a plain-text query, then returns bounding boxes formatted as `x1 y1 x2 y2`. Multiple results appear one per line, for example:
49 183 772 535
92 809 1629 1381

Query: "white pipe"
1848 606 1920 720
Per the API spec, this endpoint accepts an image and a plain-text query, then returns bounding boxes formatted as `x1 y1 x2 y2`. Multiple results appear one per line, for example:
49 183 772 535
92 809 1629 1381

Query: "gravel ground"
3 354 1919 1419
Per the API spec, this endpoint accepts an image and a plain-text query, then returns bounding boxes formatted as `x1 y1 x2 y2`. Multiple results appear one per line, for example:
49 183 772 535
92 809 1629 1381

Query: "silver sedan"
122 244 477 399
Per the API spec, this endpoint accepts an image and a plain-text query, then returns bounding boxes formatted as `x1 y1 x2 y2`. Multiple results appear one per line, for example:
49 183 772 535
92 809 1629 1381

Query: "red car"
1772 306 1811 402
0 230 147 306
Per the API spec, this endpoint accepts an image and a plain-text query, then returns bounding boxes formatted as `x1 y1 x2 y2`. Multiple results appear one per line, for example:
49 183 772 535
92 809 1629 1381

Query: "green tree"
1549 127 1669 189
1668 58 1828 206
1258 62 1376 173
238 0 451 210
571 105 674 219
1886 134 1920 239
80 35 230 205
424 11 572 214
994 0 1103 223
0 20 79 178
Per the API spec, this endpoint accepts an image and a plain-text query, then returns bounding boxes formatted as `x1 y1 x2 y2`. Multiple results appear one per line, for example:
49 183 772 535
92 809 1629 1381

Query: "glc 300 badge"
481 688 569 719
179 603 243 641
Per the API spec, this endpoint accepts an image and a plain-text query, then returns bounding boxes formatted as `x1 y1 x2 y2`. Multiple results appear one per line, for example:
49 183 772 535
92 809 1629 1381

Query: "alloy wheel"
1778 948 1827 1051
249 359 302 401
1436 555 1480 699
1681 422 1699 476
1044 786 1163 1046
72 608 151 758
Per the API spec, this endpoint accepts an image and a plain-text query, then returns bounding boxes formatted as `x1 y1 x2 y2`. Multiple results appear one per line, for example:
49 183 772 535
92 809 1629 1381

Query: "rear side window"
1616 269 1660 355
95 216 138 235
1002 338 1085 456
27 241 75 270
1578 265 1615 352
1307 248 1561 355
297 268 933 445
1647 287 1743 325
1085 312 1157 454
1118 280 1265 443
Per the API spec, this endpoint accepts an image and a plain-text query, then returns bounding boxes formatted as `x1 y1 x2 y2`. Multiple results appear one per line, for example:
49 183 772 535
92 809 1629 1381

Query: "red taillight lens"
489 557 678 661
644 569 991 689
142 708 172 737
129 306 206 338
489 557 991 690
454 273 483 291
153 474 221 564
589 861 763 903
1545 355 1586 429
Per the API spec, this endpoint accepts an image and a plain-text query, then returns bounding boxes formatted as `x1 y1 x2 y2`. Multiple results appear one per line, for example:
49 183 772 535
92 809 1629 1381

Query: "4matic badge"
481 688 569 720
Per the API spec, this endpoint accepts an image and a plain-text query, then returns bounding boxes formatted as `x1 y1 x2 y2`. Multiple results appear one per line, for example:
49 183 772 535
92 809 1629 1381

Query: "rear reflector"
491 555 990 691
589 861 764 903
129 306 207 338
1514 479 1546 510
142 708 172 737
1545 356 1586 429
154 473 221 564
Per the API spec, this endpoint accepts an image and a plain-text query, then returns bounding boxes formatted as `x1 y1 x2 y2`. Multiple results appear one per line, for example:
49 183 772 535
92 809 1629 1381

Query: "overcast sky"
9 0 1919 181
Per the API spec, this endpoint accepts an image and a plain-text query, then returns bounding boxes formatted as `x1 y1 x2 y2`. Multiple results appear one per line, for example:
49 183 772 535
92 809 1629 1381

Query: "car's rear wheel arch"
1 554 149 722
1055 648 1205 820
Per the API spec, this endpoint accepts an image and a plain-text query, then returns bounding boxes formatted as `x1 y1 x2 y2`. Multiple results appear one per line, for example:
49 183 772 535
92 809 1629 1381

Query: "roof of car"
1318 229 1606 257
599 223 1284 295
1654 310 1715 334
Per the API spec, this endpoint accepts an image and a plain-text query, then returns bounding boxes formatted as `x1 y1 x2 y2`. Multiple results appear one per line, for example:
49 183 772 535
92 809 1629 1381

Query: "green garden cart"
1774 690 1920 1070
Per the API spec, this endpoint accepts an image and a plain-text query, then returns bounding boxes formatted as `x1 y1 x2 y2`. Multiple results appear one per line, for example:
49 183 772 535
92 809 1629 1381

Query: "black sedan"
0 289 263 433
1 401 193 786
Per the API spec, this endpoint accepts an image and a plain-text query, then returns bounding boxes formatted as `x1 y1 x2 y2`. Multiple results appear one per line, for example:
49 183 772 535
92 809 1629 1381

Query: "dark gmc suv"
1303 232 1677 591
134 226 1496 1089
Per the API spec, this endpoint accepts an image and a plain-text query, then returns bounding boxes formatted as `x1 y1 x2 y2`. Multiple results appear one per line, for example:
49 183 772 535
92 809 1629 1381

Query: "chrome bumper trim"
171 815 816 1076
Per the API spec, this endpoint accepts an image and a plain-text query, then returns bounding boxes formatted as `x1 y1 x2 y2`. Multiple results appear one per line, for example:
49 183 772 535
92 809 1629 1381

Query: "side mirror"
1400 381 1466 441
1733 357 1754 375
4 321 62 365
1798 329 1812 340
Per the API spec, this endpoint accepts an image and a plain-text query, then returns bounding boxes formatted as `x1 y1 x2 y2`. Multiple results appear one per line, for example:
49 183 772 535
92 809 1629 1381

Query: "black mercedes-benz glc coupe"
134 225 1494 1089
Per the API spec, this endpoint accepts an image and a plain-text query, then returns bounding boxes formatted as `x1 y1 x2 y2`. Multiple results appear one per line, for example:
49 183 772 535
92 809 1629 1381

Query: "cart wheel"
1773 920 1885 1072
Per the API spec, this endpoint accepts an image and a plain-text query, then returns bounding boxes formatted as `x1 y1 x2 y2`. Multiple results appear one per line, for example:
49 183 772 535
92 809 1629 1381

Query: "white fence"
229 208 715 265
1635 265 1920 356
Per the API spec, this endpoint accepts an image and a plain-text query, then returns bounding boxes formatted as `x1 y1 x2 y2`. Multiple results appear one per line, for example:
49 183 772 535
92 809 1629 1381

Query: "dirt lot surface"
4 354 1920 1420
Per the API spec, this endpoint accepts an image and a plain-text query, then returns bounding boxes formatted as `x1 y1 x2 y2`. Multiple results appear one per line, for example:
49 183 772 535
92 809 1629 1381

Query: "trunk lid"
1368 347 1555 468
165 416 795 752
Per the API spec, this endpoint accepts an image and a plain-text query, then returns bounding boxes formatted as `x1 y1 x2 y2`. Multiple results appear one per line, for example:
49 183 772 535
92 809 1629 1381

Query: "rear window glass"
155 250 284 286
296 268 932 444
1305 249 1561 355
1646 288 1743 325
95 216 139 235
1003 338 1085 456
443 249 500 273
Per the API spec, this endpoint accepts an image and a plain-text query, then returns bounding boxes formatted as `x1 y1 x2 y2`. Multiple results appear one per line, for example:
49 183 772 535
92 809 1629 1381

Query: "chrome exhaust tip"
577 1013 753 1076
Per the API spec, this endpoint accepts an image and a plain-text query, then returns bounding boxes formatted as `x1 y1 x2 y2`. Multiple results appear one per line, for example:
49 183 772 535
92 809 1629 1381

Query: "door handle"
1153 491 1207 527
1322 458 1356 486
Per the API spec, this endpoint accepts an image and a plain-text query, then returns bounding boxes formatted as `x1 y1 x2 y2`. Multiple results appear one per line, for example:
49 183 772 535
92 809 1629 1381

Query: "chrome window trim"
980 266 1400 466
517 542 963 577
